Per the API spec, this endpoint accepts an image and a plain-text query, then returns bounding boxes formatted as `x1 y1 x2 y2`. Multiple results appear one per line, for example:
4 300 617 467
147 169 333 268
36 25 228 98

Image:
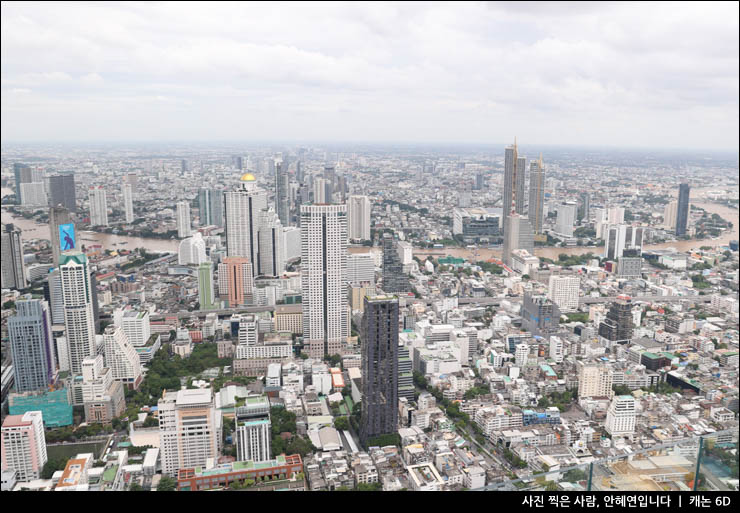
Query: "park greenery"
475 260 503 274
537 389 578 412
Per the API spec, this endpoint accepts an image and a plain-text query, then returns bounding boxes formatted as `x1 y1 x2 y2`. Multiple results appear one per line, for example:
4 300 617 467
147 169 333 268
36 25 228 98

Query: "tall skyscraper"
59 252 96 375
1 411 48 482
598 296 634 344
555 202 577 237
663 200 678 231
48 174 76 212
176 201 191 238
381 233 409 293
301 204 349 359
197 262 217 311
122 183 134 223
13 163 33 205
548 275 580 313
515 155 527 214
579 192 590 222
224 173 267 277
502 215 534 266
360 295 399 446
675 183 690 237
258 208 285 277
234 396 271 462
198 188 224 228
88 186 108 227
102 324 142 390
9 299 57 393
44 269 65 325
501 140 518 235
502 140 534 265
49 205 73 266
275 160 291 226
348 195 371 241
604 224 644 260
528 155 545 234
158 388 221 476
313 177 329 204
521 294 561 338
1 224 27 290
20 182 47 206
114 309 151 347
219 257 254 307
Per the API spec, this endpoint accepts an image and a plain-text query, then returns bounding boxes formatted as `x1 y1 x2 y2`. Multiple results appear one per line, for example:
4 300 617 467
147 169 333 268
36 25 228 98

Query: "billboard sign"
59 223 76 252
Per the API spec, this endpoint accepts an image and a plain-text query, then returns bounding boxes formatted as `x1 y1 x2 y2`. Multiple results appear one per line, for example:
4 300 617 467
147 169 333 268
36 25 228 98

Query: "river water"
2 186 737 258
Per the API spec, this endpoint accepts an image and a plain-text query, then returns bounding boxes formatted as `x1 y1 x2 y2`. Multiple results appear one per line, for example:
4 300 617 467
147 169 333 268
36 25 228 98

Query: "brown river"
2 187 737 258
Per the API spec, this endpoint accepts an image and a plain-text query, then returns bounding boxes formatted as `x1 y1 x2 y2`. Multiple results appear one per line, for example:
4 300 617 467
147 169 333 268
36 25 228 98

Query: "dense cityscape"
1 1 738 497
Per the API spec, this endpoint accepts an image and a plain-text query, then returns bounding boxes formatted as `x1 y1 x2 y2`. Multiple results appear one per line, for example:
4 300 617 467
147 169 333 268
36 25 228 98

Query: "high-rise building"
398 343 414 403
102 325 142 390
234 396 271 462
348 195 371 241
348 252 375 285
502 214 534 266
9 299 57 393
605 395 636 437
80 355 125 424
275 160 291 226
521 294 561 338
20 182 47 206
313 177 330 204
501 140 517 236
676 183 690 237
114 309 151 347
1 411 47 482
59 252 96 375
219 257 254 307
158 388 221 476
663 200 678 231
258 208 285 277
49 206 73 266
88 187 108 227
598 296 634 344
178 232 208 265
1 224 27 290
198 188 224 228
122 183 134 223
578 192 590 222
224 173 267 277
555 202 577 237
528 155 545 234
44 269 65 325
49 174 76 212
607 207 625 225
617 255 642 278
13 163 33 204
577 362 613 399
549 336 564 364
360 295 399 446
548 275 580 313
381 233 409 293
515 156 527 215
514 343 529 367
197 262 217 311
176 201 191 238
301 204 349 359
604 225 644 261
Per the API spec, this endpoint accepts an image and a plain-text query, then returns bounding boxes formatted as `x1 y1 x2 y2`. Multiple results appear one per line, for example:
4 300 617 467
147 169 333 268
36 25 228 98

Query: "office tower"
475 170 484 190
605 395 636 437
48 174 76 212
313 177 329 204
381 234 409 293
258 209 285 277
579 192 590 222
604 224 643 260
158 388 221 476
198 188 224 228
224 173 267 276
176 201 191 238
1 411 47 482
577 362 613 399
13 163 33 204
348 195 371 241
59 252 96 375
44 269 65 325
514 343 529 367
90 272 101 335
548 275 580 313
348 252 376 285
555 202 577 237
181 159 189 173
502 215 534 267
398 344 414 402
598 296 634 344
178 232 208 265
663 201 678 231
9 299 57 393
528 155 545 234
197 262 217 311
233 156 244 170
80 354 125 424
624 226 644 253
49 206 73 266
122 183 134 223
234 396 271 462
102 325 142 390
219 257 254 307
19 182 47 206
1 224 27 290
360 295 399 446
515 156 527 214
501 140 517 235
275 160 291 226
114 309 151 347
295 160 303 183
607 207 625 225
676 183 690 236
88 186 108 227
301 204 349 359
521 294 561 338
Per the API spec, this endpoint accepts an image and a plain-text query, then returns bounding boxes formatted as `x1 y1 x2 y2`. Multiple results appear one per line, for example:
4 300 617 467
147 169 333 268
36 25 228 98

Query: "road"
416 295 712 307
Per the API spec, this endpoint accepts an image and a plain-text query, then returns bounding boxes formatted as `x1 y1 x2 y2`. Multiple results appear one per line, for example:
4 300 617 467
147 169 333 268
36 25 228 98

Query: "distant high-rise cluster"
502 139 535 266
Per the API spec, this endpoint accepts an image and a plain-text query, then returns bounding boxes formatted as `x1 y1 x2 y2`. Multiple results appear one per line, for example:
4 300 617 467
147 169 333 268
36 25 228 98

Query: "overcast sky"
1 1 738 150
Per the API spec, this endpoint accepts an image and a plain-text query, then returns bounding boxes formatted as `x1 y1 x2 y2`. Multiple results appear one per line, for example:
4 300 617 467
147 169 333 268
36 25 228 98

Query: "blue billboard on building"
59 223 76 251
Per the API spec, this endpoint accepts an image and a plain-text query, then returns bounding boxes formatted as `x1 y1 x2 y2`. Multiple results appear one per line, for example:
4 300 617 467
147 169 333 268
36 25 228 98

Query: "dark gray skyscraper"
516 156 527 214
9 298 57 392
275 160 290 226
48 174 76 212
579 192 590 222
675 183 690 237
360 295 399 446
382 233 409 293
